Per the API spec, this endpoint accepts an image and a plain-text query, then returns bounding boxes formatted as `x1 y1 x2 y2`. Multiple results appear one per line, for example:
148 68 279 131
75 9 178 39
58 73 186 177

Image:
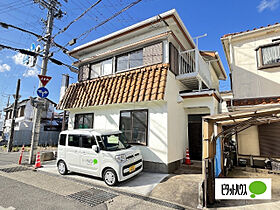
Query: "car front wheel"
103 169 118 186
57 160 68 175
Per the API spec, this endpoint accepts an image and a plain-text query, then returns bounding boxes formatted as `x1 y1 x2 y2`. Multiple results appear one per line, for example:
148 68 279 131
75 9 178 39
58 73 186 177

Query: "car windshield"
99 133 131 151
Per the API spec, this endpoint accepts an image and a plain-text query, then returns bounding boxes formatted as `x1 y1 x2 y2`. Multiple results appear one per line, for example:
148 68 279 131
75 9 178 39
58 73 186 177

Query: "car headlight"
115 154 126 163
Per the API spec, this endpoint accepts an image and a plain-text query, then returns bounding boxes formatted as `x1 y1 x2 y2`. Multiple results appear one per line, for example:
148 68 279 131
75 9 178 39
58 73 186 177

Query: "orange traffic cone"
34 152 42 168
18 145 25 165
185 148 191 165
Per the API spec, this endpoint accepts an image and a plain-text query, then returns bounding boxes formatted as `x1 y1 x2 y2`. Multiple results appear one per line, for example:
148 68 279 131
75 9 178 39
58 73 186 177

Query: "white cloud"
0 63 11 72
12 52 25 66
23 67 39 77
258 0 279 12
11 52 39 77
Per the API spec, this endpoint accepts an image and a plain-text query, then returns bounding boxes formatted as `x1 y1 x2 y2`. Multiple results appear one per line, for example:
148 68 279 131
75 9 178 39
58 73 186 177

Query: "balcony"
176 49 212 90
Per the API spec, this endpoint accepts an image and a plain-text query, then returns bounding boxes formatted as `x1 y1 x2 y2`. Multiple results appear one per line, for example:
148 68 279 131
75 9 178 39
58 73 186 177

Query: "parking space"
38 160 169 196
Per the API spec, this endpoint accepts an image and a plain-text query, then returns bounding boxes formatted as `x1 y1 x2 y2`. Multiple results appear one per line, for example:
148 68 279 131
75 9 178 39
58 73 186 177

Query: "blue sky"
0 0 279 116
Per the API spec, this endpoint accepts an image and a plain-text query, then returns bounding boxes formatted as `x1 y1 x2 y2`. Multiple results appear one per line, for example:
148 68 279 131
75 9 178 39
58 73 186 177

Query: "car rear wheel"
103 169 118 186
57 160 68 175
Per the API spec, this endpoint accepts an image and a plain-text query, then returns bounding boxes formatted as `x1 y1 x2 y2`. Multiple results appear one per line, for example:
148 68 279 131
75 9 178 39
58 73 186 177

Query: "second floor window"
78 42 163 82
90 58 113 78
116 49 143 72
257 42 280 69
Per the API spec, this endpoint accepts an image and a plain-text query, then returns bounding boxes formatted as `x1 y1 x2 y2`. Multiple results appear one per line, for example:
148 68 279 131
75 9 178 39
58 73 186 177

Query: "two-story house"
221 22 280 163
3 97 60 146
58 9 227 173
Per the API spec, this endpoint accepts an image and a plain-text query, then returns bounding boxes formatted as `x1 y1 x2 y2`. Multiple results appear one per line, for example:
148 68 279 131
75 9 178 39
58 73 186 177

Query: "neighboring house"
58 9 227 173
221 22 280 161
3 97 61 146
220 91 233 113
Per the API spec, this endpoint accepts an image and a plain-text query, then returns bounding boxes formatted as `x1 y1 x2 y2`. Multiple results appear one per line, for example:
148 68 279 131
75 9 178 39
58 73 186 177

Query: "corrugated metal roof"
57 63 168 110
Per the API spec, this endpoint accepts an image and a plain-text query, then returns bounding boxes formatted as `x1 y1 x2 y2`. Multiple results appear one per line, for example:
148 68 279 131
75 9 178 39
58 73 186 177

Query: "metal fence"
13 130 59 146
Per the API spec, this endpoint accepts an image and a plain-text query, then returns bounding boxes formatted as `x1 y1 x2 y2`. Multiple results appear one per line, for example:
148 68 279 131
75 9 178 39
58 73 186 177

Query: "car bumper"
118 158 143 182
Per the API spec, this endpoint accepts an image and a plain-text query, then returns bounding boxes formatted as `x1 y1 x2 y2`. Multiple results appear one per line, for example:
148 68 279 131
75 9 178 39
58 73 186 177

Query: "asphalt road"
0 152 186 210
0 151 25 166
0 175 98 210
0 152 100 210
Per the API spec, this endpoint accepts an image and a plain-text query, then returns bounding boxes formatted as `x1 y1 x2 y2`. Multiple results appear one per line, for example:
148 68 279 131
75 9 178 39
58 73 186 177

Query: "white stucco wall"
221 92 233 113
165 71 187 163
79 26 170 61
209 64 220 91
68 101 168 164
230 31 280 98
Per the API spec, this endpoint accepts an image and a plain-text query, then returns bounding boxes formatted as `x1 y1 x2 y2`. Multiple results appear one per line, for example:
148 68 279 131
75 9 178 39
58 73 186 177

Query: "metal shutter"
143 43 163 66
258 122 280 157
78 64 90 82
169 43 179 75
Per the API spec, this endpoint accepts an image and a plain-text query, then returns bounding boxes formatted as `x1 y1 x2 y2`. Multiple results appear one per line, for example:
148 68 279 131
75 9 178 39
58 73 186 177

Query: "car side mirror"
92 145 99 153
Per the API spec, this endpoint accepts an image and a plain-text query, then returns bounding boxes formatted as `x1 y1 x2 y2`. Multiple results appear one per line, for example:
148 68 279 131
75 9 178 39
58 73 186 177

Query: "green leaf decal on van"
93 159 98 165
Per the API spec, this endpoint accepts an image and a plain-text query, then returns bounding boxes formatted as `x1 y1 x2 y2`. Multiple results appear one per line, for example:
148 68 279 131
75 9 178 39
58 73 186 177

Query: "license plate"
129 165 136 173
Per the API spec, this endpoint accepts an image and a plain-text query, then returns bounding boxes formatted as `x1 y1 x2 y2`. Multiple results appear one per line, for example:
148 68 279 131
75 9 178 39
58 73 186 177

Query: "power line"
0 1 33 14
0 43 78 73
53 0 102 38
63 0 143 48
80 0 143 40
0 21 69 53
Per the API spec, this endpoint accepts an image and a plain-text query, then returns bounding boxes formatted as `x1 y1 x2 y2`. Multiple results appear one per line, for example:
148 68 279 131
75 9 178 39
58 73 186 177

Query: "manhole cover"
67 188 118 207
0 166 30 173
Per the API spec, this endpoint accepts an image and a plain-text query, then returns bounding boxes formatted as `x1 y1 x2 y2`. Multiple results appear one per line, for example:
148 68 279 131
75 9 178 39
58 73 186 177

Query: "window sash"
74 113 94 129
262 45 280 65
120 110 148 145
257 43 280 68
90 58 113 78
116 49 143 72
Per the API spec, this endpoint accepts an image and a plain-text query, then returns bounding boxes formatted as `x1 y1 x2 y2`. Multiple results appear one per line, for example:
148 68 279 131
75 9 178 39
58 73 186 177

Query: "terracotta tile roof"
222 22 280 38
57 64 169 110
226 96 280 107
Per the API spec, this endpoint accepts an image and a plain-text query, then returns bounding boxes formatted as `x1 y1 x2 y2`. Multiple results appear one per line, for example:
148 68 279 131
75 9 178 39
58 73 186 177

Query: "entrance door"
188 114 207 161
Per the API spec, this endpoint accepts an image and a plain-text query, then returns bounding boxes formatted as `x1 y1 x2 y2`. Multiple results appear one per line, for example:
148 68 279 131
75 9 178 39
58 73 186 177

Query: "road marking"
0 206 16 210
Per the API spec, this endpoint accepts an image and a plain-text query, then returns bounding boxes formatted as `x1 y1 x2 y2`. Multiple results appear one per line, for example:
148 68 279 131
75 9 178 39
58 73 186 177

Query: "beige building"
221 23 280 161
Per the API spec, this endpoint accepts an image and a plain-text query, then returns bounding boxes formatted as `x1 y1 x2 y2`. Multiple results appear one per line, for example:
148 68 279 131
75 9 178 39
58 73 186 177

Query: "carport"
201 105 280 207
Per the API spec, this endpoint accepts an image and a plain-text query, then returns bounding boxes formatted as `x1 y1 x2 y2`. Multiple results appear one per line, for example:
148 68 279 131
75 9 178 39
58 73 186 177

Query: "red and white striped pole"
18 145 25 165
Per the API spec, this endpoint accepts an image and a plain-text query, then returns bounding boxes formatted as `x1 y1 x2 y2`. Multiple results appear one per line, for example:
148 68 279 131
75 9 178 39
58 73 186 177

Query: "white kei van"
56 129 143 186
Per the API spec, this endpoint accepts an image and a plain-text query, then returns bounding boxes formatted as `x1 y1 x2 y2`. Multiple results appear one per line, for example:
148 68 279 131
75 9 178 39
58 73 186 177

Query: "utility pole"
29 0 64 164
60 74 69 131
7 79 21 152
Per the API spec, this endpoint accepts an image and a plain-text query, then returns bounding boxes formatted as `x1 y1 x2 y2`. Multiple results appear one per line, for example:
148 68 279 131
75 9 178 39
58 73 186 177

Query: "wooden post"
217 124 223 173
202 119 215 207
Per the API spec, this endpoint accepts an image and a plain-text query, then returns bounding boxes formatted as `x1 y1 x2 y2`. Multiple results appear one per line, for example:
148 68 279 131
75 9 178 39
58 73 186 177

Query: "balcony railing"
179 49 196 74
177 48 212 89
